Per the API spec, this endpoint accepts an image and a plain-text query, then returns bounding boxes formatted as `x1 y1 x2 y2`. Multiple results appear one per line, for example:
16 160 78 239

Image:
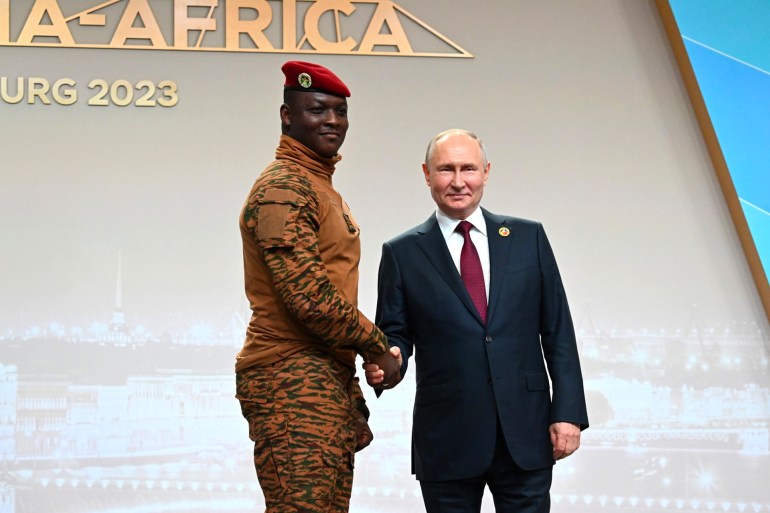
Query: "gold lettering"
175 0 218 48
225 0 273 50
77 13 107 27
1 77 23 104
28 77 51 105
135 80 156 107
302 0 356 53
157 80 179 107
0 0 472 58
358 0 412 53
283 0 296 52
88 79 109 106
110 79 134 107
111 0 167 47
17 0 74 45
0 0 9 44
52 77 76 105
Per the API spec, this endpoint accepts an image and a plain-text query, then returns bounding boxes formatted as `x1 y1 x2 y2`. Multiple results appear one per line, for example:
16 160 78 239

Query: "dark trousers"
419 420 552 513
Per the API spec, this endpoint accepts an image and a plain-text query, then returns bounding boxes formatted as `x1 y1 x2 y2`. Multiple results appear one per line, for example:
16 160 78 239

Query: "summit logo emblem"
0 0 472 57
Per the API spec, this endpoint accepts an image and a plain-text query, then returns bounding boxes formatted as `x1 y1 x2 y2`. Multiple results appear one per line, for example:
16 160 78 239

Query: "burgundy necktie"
457 220 487 323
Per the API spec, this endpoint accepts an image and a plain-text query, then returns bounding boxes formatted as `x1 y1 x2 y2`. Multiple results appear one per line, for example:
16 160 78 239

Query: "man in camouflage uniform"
235 61 402 513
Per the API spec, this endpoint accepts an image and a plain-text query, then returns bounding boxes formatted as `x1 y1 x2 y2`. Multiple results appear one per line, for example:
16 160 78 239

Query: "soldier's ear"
280 103 290 128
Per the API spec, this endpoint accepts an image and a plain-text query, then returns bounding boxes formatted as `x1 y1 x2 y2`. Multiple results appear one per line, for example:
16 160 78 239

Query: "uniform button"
485 336 493 343
487 379 493 385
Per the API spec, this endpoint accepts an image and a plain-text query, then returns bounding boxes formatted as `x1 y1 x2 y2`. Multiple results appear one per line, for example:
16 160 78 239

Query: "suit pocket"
525 372 550 391
415 382 454 406
505 263 536 274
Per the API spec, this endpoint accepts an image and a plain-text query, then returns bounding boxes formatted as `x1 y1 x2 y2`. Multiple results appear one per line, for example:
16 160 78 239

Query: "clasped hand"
549 422 581 460
363 346 402 390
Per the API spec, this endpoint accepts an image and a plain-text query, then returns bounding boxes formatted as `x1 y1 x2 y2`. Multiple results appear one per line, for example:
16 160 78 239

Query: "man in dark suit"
364 129 588 513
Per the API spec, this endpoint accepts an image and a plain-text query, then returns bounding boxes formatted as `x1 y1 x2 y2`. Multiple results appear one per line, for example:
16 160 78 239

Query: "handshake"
363 346 403 390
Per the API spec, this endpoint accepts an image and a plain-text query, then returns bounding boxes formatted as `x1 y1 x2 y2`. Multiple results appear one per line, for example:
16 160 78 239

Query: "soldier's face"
281 92 349 158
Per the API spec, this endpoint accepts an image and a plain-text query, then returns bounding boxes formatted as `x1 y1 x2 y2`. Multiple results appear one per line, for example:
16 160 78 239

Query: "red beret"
281 60 351 98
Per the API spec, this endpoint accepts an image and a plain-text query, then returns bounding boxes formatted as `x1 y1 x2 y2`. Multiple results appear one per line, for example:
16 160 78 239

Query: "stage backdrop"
1 1 769 512
658 0 770 322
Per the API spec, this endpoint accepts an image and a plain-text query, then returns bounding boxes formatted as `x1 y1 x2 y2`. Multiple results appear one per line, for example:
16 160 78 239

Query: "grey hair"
424 128 488 169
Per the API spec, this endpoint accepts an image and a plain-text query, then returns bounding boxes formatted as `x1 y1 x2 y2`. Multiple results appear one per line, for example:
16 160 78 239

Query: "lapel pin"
498 227 510 237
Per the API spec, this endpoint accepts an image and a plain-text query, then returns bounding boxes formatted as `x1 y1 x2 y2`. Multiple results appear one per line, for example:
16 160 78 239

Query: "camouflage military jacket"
237 135 389 377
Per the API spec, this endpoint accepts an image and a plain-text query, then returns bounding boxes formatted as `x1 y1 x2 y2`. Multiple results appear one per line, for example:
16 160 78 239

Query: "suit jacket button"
487 379 493 385
485 336 493 343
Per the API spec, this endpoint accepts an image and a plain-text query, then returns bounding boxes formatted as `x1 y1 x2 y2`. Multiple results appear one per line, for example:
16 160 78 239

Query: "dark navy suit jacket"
375 209 589 481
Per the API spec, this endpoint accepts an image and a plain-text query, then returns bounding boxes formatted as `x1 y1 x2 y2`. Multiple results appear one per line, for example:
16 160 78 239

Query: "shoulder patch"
261 189 304 206
256 188 307 247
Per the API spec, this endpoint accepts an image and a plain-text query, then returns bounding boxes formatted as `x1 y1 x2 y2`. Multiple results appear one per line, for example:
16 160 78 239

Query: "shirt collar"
436 207 487 240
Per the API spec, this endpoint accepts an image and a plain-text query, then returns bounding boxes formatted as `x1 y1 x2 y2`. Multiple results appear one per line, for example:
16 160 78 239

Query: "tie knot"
457 220 473 236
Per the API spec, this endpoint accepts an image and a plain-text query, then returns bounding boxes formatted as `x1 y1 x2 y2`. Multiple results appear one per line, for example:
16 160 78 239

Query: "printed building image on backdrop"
1 260 769 512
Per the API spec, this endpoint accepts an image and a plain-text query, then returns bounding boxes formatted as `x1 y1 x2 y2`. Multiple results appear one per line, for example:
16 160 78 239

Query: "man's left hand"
549 422 581 460
355 414 374 452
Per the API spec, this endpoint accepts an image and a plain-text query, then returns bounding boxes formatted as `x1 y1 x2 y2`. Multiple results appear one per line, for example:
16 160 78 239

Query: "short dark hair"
283 88 300 105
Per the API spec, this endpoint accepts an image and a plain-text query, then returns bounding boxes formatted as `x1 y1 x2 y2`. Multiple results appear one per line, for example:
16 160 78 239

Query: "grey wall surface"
1 1 769 512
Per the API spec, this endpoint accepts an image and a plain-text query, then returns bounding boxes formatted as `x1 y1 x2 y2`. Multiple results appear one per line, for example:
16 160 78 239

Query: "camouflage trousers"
236 349 358 513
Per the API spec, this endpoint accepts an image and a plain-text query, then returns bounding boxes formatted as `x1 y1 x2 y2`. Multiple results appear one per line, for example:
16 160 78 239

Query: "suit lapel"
484 209 513 324
416 214 484 324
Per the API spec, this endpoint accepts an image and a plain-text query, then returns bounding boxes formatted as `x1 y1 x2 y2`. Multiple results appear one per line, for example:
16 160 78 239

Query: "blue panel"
682 40 770 212
668 0 770 281
670 0 770 71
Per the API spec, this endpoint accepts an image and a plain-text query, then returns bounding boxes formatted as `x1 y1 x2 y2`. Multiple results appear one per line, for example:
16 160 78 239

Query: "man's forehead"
434 138 482 158
296 91 348 107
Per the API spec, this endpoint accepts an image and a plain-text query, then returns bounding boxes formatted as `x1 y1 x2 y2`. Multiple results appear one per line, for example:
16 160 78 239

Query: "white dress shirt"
435 207 490 301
